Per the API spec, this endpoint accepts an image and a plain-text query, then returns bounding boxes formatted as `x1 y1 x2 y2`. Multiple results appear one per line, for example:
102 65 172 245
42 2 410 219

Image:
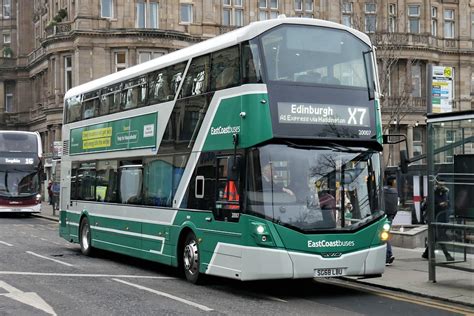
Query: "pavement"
35 201 474 308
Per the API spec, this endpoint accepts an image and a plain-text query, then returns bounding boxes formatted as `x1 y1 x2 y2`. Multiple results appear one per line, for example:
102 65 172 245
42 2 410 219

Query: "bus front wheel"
182 232 202 284
79 217 93 256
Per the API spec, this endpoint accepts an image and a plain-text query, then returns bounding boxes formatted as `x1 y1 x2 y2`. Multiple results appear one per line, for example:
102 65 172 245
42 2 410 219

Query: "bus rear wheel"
79 217 94 256
182 232 202 284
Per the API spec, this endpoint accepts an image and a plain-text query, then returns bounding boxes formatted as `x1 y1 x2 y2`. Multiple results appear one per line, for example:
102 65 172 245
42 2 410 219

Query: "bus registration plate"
314 268 345 277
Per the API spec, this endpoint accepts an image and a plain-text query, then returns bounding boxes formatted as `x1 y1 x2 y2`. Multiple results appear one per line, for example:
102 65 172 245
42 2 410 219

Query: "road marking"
0 280 56 316
112 278 214 312
0 271 176 279
324 279 474 315
25 251 74 267
0 241 13 247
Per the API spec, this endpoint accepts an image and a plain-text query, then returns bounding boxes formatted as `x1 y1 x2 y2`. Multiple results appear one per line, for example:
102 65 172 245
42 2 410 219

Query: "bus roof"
64 17 371 100
0 130 42 157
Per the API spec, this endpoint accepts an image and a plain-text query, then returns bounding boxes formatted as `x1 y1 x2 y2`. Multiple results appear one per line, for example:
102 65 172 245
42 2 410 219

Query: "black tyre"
182 232 202 284
79 217 94 256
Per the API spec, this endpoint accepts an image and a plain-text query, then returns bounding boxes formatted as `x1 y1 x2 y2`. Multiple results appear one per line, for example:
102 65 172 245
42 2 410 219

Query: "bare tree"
340 0 426 165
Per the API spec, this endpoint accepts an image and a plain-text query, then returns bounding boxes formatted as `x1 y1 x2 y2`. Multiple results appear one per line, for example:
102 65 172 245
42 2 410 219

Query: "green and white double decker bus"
60 17 390 283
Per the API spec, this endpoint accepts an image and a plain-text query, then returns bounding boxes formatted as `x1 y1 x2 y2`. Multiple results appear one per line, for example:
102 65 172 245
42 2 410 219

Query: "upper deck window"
0 133 38 153
181 55 210 97
242 41 263 84
260 25 373 89
148 62 186 104
66 95 82 123
211 45 240 90
83 90 100 119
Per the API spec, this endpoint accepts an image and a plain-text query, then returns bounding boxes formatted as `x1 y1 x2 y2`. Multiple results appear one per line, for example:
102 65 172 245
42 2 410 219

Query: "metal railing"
45 21 72 37
0 57 16 68
27 46 45 64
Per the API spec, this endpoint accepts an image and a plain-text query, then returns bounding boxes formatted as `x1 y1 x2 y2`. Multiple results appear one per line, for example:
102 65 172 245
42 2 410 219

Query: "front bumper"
205 243 386 281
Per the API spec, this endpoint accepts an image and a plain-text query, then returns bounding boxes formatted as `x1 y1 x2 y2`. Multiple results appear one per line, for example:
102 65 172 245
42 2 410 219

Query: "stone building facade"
1 0 473 167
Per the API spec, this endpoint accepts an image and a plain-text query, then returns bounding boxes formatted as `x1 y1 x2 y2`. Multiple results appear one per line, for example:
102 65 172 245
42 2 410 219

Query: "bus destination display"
278 102 370 127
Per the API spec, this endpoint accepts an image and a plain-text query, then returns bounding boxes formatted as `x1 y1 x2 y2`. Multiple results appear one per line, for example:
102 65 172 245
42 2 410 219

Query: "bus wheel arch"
79 215 94 256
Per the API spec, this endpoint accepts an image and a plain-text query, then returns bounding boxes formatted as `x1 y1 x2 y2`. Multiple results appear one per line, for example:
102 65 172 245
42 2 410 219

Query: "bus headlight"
383 223 391 232
381 231 390 241
36 194 42 202
251 222 274 246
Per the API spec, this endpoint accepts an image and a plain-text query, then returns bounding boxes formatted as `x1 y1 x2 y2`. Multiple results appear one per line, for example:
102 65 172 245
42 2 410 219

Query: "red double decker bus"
0 131 43 214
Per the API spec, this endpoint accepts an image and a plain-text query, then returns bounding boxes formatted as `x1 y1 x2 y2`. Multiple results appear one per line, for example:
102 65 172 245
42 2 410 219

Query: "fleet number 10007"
358 129 372 136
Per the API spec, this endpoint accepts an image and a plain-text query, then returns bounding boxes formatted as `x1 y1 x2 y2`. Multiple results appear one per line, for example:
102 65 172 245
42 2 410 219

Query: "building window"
115 51 127 72
295 0 302 11
259 0 278 21
341 2 353 28
64 56 72 92
444 9 454 39
180 3 193 24
5 93 13 112
2 0 11 18
471 71 474 95
51 57 57 91
2 47 11 58
365 2 376 33
4 83 13 113
388 3 396 33
3 33 11 44
35 22 40 48
413 126 424 164
138 51 164 64
411 62 421 97
223 0 243 26
386 66 392 96
413 127 423 142
446 130 456 143
408 5 420 34
5 83 15 108
101 0 113 18
136 1 146 28
431 6 438 37
471 12 474 40
136 1 159 28
295 0 313 18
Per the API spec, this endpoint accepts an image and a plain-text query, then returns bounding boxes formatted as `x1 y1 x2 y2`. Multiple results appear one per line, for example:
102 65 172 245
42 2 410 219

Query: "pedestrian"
52 181 60 211
383 176 398 265
47 180 53 205
422 181 454 261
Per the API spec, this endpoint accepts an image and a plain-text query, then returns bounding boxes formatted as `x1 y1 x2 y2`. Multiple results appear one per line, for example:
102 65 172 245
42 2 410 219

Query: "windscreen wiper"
284 141 333 150
327 142 370 153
